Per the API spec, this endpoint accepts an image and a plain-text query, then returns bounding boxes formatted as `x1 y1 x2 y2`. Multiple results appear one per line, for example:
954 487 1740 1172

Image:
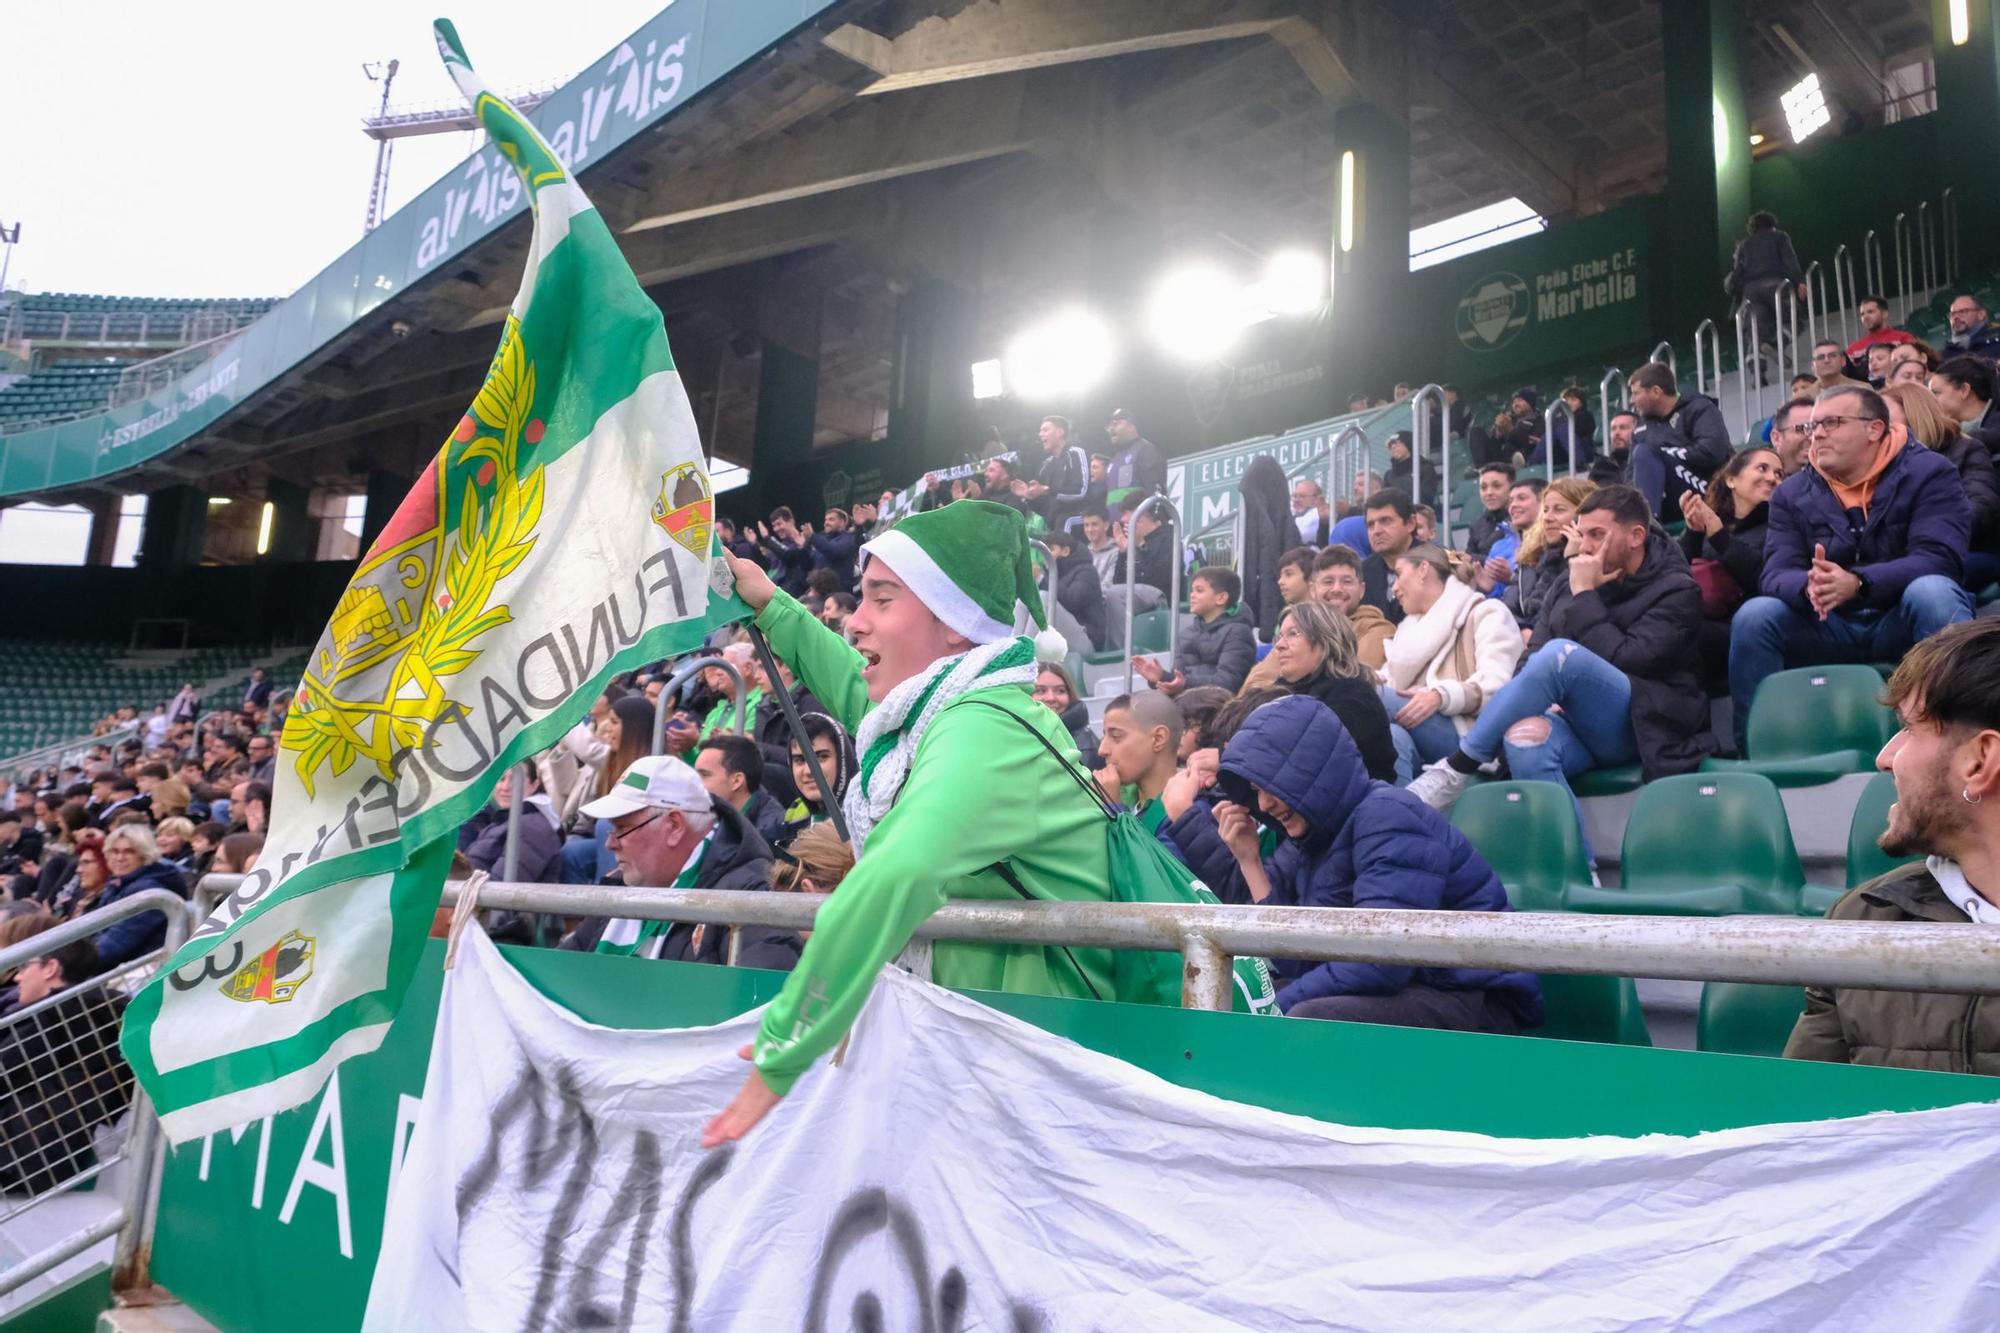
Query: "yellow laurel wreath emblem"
283 317 545 796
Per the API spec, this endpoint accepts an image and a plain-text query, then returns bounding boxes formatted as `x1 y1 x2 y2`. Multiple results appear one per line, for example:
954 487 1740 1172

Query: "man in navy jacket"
1729 385 1975 743
1158 694 1542 1032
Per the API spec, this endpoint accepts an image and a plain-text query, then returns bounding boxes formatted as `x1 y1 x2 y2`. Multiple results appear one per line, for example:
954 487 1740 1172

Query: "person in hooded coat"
1158 694 1542 1031
1031 665 1103 771
778 711 860 843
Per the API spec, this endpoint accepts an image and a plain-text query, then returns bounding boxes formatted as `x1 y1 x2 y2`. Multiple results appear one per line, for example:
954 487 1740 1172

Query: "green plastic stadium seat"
1534 974 1652 1046
1570 763 1643 797
1846 770 1919 889
1449 781 1591 912
1696 982 1806 1057
1564 773 1804 916
1702 665 1893 786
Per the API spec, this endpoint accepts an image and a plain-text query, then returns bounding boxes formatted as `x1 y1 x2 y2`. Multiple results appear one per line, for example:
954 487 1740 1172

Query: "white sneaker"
1406 759 1472 810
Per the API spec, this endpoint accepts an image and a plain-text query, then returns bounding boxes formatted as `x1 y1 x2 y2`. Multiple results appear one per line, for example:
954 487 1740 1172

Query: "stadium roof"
0 0 1931 510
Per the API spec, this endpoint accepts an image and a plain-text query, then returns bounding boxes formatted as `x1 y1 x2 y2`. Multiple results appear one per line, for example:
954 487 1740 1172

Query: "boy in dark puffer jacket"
1158 693 1542 1031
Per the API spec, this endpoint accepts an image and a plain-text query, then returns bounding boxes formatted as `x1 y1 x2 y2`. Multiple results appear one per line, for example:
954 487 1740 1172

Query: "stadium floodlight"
1146 265 1251 361
1002 308 1115 400
970 358 1005 400
1951 0 1970 45
256 502 275 556
207 497 231 507
1253 250 1326 316
1781 73 1831 144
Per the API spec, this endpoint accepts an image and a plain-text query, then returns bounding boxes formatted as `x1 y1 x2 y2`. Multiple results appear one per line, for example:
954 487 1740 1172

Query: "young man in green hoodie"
703 500 1117 1148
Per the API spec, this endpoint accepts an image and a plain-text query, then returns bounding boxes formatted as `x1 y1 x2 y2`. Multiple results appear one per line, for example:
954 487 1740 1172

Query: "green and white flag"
122 19 743 1143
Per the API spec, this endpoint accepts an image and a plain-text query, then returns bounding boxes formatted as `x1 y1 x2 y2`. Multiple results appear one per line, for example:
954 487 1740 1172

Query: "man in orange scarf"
1728 385 1975 746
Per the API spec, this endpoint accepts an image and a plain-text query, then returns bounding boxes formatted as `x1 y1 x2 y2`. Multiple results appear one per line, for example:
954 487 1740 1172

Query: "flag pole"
747 623 851 843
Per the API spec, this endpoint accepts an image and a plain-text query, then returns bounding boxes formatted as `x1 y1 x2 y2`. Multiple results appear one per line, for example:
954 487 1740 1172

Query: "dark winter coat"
752 681 825 808
1634 393 1733 506
806 528 860 589
92 860 188 969
760 533 813 595
1383 454 1441 506
1053 547 1108 652
461 796 565 882
1786 865 2000 1074
1532 526 1716 778
1360 550 1406 624
1946 323 2000 362
1236 453 1296 638
1465 508 1510 561
1105 436 1168 501
1935 433 2000 551
559 797 783 957
1113 523 1177 593
1161 695 1541 1021
1034 444 1090 533
1761 440 1971 612
1177 607 1257 692
1677 500 1771 605
1276 666 1399 783
1056 701 1103 772
1504 543 1568 629
1725 227 1804 300
743 789 791 851
0 986 132 1194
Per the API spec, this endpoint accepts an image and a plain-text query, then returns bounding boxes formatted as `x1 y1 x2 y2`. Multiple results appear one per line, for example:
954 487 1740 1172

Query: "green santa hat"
860 499 1063 658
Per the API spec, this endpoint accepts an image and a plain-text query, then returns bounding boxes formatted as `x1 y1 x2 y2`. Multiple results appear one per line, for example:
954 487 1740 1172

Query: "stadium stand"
0 292 276 349
0 361 131 427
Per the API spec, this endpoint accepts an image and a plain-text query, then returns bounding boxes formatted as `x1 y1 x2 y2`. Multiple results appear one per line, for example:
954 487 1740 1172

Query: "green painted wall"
152 940 1998 1333
1749 115 1945 294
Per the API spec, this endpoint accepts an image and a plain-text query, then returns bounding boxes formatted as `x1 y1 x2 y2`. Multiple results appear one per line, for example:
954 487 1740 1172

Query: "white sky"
2 0 670 299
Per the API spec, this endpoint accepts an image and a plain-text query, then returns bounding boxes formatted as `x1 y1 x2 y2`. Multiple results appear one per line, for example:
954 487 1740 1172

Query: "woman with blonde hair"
93 822 189 969
1504 476 1597 632
769 822 857 945
1882 380 2000 568
1264 600 1398 781
1379 545 1526 781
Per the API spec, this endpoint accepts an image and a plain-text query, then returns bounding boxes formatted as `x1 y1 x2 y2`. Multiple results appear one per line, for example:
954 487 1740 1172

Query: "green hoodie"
749 590 1116 1095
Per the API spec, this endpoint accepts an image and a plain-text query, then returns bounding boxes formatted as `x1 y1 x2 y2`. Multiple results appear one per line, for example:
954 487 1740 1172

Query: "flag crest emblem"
652 461 712 557
220 930 317 1005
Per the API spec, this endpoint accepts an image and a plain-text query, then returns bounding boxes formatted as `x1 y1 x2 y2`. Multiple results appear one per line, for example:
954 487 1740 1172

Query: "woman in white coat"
1378 544 1525 784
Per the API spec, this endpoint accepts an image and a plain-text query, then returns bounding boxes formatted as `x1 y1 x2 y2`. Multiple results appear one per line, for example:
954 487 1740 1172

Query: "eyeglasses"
1806 414 1873 434
1774 422 1813 436
1810 350 1843 361
605 811 667 845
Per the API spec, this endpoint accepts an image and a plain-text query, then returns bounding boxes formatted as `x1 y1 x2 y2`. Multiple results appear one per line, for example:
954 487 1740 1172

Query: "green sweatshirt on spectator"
749 590 1116 1095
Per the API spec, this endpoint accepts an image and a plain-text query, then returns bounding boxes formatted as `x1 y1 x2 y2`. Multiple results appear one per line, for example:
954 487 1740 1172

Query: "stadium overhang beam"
622 74 1061 233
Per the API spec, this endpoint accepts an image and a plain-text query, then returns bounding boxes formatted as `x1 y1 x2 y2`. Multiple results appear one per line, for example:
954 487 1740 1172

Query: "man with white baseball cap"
705 499 1117 1149
558 754 782 962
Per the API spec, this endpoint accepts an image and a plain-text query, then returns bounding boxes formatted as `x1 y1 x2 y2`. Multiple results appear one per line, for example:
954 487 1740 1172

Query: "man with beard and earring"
1786 619 2000 1072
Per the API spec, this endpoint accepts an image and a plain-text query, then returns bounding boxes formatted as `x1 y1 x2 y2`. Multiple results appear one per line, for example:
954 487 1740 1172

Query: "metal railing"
1540 399 1579 480
106 332 245 411
2 719 143 782
1692 320 1721 400
1943 187 1960 284
1122 494 1183 694
1327 422 1372 521
1773 283 1801 391
651 656 745 753
0 888 187 1298
1863 230 1886 313
1597 367 1627 453
1733 303 1764 432
1832 244 1857 346
0 305 265 350
1893 211 1912 321
1647 341 1676 378
1408 384 1453 532
395 879 2000 1009
1803 261 1827 350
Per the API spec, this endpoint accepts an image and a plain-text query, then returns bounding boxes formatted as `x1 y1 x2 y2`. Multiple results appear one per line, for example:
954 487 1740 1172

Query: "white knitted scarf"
844 635 1038 855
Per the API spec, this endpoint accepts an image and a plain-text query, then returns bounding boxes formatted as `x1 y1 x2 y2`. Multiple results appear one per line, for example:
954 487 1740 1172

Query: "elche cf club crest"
220 929 316 1004
653 461 713 557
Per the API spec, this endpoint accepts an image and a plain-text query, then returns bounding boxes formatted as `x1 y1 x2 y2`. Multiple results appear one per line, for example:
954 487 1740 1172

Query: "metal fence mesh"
0 966 138 1220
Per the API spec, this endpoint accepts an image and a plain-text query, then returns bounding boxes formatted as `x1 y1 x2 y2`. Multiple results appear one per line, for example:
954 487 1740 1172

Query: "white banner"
369 928 2000 1330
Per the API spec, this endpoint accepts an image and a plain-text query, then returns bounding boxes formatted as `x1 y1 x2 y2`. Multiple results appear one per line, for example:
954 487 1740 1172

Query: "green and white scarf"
846 636 1038 854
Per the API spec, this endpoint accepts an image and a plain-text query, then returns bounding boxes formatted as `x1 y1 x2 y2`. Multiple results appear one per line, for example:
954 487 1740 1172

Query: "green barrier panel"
0 1263 111 1333
152 941 1996 1333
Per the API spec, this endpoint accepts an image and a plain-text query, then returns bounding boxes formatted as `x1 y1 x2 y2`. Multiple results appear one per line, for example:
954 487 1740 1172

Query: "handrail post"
1331 422 1371 528
1541 400 1577 481
1863 229 1883 316
1692 320 1718 398
1943 187 1959 283
1648 341 1676 379
112 891 188 1291
1833 243 1854 345
1031 538 1060 637
1597 367 1626 459
1408 383 1448 530
1804 261 1826 351
1893 212 1909 321
1917 201 1935 294
1123 495 1182 693
652 655 746 753
1701 320 1722 400
1180 932 1234 1011
501 759 532 884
